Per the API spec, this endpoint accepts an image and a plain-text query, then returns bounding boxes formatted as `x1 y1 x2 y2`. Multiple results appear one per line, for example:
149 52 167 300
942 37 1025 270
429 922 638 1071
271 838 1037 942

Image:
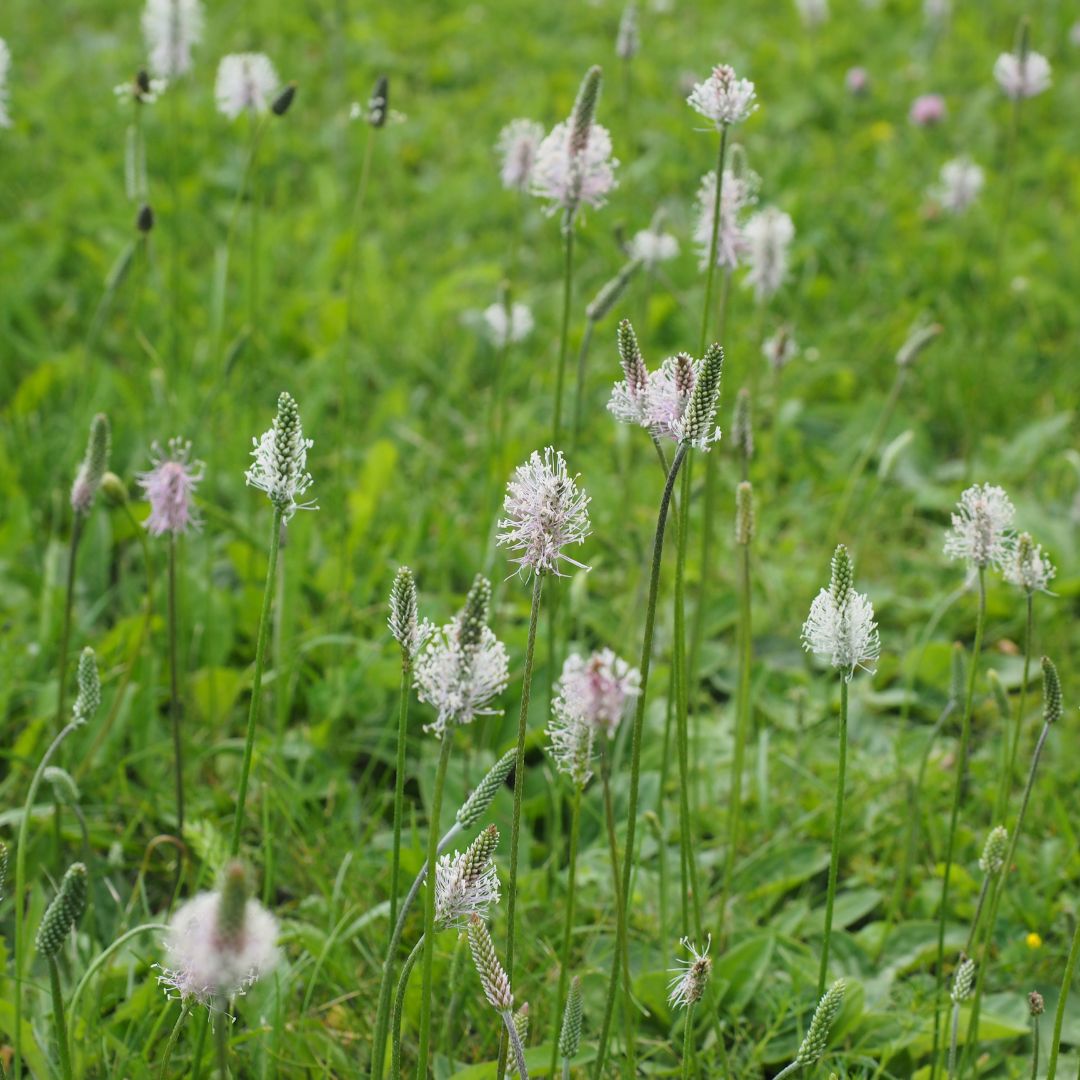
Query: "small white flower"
531 119 618 215
795 0 829 28
668 936 712 1008
643 354 697 443
993 50 1051 100
762 326 798 371
114 72 168 105
497 119 545 192
158 890 279 1006
933 157 984 214
743 206 795 301
615 2 639 60
547 696 596 788
694 167 758 271
943 483 1016 572
498 448 591 578
142 0 204 80
245 392 317 520
481 301 534 349
687 64 757 128
435 827 500 929
215 53 279 120
1003 533 1056 594
802 546 880 680
629 227 679 269
0 39 12 129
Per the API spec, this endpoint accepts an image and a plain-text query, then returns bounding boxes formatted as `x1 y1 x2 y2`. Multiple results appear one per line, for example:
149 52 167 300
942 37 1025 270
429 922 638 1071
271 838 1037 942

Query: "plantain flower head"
245 392 316 520
687 64 757 127
137 438 203 536
497 118 545 192
142 0 203 79
802 545 880 679
215 53 279 120
943 483 1015 572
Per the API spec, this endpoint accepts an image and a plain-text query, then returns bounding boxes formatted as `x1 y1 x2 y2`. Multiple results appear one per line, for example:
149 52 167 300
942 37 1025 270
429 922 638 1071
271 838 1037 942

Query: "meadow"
0 0 1078 1076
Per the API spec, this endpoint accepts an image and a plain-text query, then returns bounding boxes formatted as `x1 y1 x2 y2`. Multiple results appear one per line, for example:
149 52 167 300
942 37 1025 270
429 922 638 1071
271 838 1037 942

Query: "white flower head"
158 866 279 1007
414 576 509 737
743 206 795 300
558 649 641 737
497 119 545 192
1003 532 1056 595
215 53 279 120
0 39 11 129
435 825 500 929
762 326 798 371
795 0 829 28
924 0 951 23
694 165 758 272
993 49 1051 101
142 0 204 80
616 2 640 60
629 227 679 269
531 119 618 216
644 353 697 442
547 696 596 788
114 70 168 105
245 392 317 520
687 64 757 128
943 483 1016 572
668 935 712 1008
933 157 984 214
498 448 591 578
801 545 880 680
481 301 534 349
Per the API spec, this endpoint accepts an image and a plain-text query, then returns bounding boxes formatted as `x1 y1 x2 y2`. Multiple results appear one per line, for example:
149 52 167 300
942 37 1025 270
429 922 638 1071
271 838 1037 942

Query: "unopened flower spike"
36 862 88 958
498 448 591 578
615 2 639 60
667 935 712 1008
792 979 845 1067
951 956 976 1003
73 647 101 723
1029 990 1045 1016
158 860 280 1007
142 0 203 80
388 566 431 667
559 975 583 1060
468 914 514 1012
1041 656 1061 725
586 261 641 324
435 824 500 929
1004 532 1056 595
732 387 753 464
895 322 943 367
979 825 1008 876
137 438 204 536
801 545 880 679
271 81 297 117
735 481 755 546
245 391 317 520
457 748 516 828
71 413 111 515
0 39 12 129
675 343 724 450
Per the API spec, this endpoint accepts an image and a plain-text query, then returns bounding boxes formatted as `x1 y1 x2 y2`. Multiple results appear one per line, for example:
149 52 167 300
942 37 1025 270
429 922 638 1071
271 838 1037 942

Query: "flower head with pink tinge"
687 64 757 128
137 438 204 536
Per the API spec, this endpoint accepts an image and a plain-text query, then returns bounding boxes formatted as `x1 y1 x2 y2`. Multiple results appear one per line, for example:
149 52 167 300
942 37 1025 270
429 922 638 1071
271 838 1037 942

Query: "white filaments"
933 158 984 214
1004 533 1056 595
481 301 534 348
687 64 757 128
414 617 509 737
142 0 204 79
743 206 795 300
762 326 798 372
245 392 317 520
802 546 881 680
560 649 641 736
629 227 679 269
643 353 697 442
215 53 279 120
498 448 591 578
0 38 13 128
667 936 712 1008
434 827 501 929
943 483 1016 572
157 891 280 1007
497 119 545 192
547 695 596 788
694 167 758 271
531 119 618 216
993 49 1051 100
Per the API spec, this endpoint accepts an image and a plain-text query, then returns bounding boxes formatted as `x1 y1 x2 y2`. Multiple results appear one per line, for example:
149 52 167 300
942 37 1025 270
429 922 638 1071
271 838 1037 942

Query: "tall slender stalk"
157 1002 191 1080
168 536 185 839
49 958 74 1080
502 1009 531 1079
548 786 583 1080
392 938 426 1079
817 678 848 998
215 1006 230 1077
594 443 687 1078
996 591 1033 820
552 218 576 445
391 661 413 935
229 507 283 857
1047 915 1080 1080
930 568 985 1080
699 127 729 355
55 519 84 729
680 1004 696 1080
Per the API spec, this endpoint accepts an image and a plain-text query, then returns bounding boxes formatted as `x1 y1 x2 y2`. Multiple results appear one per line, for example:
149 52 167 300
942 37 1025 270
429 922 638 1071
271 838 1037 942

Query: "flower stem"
496 572 545 1080
680 1004 696 1080
416 733 454 1077
1030 1011 1039 1080
698 126 729 356
391 661 413 935
55 517 84 730
49 958 73 1080
552 217 576 446
158 1002 191 1080
168 536 185 840
930 568 985 1080
215 1008 230 1078
948 1000 961 1080
817 677 848 998
1046 914 1080 1080
502 1009 531 1080
594 443 688 1078
996 592 1033 821
571 317 596 450
548 785 583 1080
229 506 283 857
392 937 425 1079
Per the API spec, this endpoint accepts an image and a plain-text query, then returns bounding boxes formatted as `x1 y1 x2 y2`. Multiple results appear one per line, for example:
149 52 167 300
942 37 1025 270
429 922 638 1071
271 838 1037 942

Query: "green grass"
1 0 1078 1076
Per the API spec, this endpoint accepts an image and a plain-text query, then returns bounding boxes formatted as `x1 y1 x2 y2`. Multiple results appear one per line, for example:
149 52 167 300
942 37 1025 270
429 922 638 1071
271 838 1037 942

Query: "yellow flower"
1026 932 1043 949
869 120 894 144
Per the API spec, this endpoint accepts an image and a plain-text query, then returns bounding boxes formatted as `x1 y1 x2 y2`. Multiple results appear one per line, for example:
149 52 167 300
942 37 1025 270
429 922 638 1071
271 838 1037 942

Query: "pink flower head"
531 119 618 215
497 119 545 192
909 94 946 126
137 438 204 536
694 166 758 272
845 67 870 95
557 649 640 737
687 64 757 128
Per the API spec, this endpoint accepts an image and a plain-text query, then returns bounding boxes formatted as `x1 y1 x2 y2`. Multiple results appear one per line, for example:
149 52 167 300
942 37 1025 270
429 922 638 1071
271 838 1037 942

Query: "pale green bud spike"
35 862 89 958
559 975 583 1060
44 767 81 806
509 1002 530 1074
680 343 724 449
794 979 845 1066
468 914 514 1011
950 642 967 707
735 481 755 546
732 387 753 463
951 957 976 1004
73 647 101 723
458 574 492 651
457 749 516 828
987 669 1010 721
1042 656 1061 725
1029 991 1045 1016
0 839 8 903
979 826 1008 876
218 861 248 943
570 66 603 157
586 261 641 323
828 545 853 610
71 413 111 515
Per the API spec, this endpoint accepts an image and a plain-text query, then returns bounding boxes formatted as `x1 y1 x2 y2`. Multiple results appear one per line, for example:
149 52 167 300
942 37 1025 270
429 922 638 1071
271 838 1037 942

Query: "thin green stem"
930 568 985 1080
680 1004 696 1080
416 735 453 1077
548 785 582 1080
571 318 596 449
963 876 992 956
391 661 413 935
158 1002 192 1080
229 507 283 857
552 217 576 446
502 1009 530 1080
49 958 73 1080
496 573 545 1080
947 1000 961 1080
55 517 83 730
817 678 848 998
168 537 185 839
393 937 425 1080
215 1008 229 1078
192 1013 209 1080
1047 913 1080 1080
997 592 1033 821
698 126 729 356
594 443 688 1079
1030 1013 1039 1080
